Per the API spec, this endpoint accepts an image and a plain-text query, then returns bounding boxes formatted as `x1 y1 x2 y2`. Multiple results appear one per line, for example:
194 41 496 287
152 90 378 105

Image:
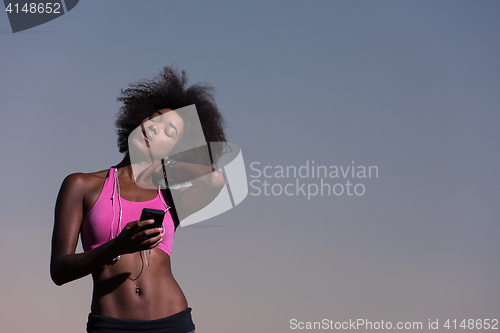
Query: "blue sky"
1 1 499 332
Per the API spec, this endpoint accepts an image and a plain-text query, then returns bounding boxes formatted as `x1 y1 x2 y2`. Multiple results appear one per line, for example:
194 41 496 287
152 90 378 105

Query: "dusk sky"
1 1 499 332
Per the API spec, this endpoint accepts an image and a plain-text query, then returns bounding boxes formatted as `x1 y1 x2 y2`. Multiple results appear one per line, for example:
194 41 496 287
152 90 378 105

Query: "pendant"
135 284 140 295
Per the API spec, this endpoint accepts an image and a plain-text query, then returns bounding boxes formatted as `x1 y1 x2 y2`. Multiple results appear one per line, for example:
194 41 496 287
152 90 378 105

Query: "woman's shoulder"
61 169 111 194
64 169 109 182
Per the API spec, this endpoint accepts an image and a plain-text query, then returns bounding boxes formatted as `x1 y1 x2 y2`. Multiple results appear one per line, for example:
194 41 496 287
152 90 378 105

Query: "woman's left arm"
169 162 226 220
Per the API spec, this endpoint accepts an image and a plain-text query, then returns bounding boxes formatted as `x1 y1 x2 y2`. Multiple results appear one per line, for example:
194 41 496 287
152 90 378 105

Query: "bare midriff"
90 248 188 320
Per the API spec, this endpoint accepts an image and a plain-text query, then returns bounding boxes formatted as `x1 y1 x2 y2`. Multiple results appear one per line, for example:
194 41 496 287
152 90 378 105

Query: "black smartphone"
139 208 165 230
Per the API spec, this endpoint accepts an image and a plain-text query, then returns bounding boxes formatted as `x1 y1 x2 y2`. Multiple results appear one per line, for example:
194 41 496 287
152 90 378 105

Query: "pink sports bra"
80 167 176 256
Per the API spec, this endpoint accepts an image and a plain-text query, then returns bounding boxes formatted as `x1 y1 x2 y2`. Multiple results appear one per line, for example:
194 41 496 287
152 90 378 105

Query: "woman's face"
130 108 185 160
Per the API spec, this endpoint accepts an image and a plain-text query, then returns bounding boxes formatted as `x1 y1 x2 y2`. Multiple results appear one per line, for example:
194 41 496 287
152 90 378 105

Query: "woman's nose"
147 123 157 135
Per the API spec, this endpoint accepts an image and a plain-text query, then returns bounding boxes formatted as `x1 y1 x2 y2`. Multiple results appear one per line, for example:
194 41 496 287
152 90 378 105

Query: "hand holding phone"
139 208 165 237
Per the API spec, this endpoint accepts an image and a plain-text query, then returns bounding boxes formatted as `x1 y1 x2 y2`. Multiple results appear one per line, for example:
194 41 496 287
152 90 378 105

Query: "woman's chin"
150 148 172 161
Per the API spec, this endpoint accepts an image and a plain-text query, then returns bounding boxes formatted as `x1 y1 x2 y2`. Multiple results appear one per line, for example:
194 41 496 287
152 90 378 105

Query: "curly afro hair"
115 67 227 163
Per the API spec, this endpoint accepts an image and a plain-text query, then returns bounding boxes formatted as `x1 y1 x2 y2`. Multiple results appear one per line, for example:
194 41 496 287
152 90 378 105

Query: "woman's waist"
91 252 188 320
87 307 195 332
91 279 188 320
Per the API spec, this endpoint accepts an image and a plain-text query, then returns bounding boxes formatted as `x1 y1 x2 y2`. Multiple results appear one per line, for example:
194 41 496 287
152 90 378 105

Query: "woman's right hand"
112 220 163 256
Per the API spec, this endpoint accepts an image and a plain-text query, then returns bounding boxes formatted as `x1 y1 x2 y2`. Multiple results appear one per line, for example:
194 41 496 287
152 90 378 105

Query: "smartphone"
140 208 165 230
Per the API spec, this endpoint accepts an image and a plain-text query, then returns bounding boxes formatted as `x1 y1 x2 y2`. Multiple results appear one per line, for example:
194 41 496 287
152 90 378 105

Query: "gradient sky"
1 1 499 332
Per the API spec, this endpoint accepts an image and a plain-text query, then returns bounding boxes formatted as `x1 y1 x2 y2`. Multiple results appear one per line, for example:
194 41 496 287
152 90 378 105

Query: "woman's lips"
142 129 152 142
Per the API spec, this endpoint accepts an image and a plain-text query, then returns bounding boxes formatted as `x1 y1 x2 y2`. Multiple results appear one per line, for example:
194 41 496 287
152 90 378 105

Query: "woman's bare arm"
50 173 163 286
169 162 226 220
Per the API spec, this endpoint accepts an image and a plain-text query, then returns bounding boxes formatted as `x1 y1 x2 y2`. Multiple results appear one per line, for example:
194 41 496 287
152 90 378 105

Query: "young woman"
51 67 227 333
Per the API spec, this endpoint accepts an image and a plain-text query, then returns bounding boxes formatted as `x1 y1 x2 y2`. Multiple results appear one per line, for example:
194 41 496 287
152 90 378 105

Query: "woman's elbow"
50 261 68 286
210 170 226 189
51 271 65 286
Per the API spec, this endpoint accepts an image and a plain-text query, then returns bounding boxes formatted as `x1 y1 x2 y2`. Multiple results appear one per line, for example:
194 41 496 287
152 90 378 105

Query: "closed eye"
170 123 178 137
165 125 177 138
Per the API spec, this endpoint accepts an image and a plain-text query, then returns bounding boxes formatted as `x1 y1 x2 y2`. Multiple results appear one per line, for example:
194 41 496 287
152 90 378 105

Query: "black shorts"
86 308 195 333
